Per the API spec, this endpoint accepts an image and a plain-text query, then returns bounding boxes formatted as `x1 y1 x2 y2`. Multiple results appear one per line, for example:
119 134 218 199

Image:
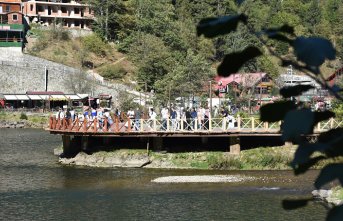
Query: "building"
215 72 273 99
0 0 25 47
0 91 89 109
22 0 94 29
277 66 327 101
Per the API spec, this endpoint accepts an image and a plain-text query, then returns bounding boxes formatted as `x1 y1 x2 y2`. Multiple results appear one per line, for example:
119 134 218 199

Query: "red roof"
215 73 267 88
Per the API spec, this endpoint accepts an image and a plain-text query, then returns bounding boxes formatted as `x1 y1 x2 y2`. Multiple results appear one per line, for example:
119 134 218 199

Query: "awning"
39 95 50 100
65 95 81 100
50 95 67 100
4 95 18 100
16 95 30 100
28 95 42 100
77 94 89 99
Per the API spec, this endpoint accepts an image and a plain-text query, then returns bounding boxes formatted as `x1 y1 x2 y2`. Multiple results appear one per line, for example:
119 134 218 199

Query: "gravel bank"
151 175 256 183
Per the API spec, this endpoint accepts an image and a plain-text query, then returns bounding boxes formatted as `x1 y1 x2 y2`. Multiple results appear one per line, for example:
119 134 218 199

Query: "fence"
49 116 343 134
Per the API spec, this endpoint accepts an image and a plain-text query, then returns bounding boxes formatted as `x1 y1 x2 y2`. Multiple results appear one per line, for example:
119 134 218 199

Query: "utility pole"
209 80 212 115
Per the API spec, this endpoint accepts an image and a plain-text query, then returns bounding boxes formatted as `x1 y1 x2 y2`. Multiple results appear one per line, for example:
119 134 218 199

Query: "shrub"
20 112 28 120
98 64 127 80
81 34 107 56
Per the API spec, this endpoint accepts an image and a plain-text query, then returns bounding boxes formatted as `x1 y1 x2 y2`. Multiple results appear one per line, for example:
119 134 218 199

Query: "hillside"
25 27 136 85
25 0 343 101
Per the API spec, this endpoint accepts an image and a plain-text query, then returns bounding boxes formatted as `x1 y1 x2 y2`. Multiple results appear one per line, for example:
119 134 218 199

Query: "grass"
26 27 135 83
0 111 49 128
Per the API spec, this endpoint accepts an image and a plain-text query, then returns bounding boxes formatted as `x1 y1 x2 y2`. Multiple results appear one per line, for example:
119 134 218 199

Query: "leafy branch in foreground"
197 3 343 220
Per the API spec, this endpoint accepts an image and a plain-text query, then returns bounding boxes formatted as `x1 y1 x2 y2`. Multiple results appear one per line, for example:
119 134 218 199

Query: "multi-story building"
0 0 25 47
22 0 94 29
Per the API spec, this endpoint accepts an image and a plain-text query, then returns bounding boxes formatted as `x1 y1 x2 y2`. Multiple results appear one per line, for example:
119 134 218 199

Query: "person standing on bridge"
134 108 141 131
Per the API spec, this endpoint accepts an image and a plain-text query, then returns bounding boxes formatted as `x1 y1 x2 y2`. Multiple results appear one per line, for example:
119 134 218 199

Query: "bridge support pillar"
81 136 89 151
229 137 240 155
152 137 163 151
62 135 81 157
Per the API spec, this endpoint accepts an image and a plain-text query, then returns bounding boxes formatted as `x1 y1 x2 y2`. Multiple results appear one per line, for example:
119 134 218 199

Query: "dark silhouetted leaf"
314 163 343 189
327 205 343 221
292 143 329 167
280 85 315 98
260 101 296 122
294 156 326 175
293 37 336 68
268 34 293 44
197 14 247 38
282 109 314 141
282 198 311 210
217 47 262 76
318 128 343 157
318 128 343 143
313 111 335 125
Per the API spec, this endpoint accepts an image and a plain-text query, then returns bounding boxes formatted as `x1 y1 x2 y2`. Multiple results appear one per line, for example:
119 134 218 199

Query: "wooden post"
83 119 87 131
153 119 157 131
194 119 198 131
140 119 144 132
209 115 212 131
237 115 241 131
115 117 119 132
181 119 184 131
93 118 97 132
265 122 269 131
317 122 321 132
167 118 170 131
127 119 131 132
251 117 255 131
222 117 226 130
330 118 334 129
103 118 108 132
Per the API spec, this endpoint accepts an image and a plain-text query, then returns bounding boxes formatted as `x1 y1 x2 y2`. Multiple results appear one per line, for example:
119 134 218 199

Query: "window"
74 8 79 14
5 5 10 12
61 7 67 13
0 6 3 13
12 14 18 21
30 5 33 11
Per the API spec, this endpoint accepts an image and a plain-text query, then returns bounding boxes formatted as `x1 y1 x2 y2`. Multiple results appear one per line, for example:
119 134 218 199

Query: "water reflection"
0 129 327 221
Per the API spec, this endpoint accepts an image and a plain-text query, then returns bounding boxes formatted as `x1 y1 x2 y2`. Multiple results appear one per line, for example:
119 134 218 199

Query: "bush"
98 64 127 80
20 113 28 120
81 34 107 56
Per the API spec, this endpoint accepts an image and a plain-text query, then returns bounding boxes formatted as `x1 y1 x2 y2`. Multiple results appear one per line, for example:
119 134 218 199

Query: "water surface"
0 129 327 220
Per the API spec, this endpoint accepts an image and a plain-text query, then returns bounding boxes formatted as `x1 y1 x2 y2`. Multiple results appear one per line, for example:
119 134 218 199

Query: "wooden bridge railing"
49 115 343 133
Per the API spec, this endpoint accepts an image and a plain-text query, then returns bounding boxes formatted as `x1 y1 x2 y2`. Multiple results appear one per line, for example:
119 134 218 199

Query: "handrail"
49 115 343 133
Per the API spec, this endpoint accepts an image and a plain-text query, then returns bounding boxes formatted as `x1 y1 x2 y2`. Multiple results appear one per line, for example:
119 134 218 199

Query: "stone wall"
0 48 129 96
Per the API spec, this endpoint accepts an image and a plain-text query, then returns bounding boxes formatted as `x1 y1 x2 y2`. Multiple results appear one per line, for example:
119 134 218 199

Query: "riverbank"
56 145 297 170
0 111 49 128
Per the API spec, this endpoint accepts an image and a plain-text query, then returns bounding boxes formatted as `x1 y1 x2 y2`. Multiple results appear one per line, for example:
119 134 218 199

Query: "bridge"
48 116 343 156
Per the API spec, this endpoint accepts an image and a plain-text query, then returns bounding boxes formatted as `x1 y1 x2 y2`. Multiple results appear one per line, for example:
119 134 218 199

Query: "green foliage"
98 64 127 80
20 113 28 120
81 34 107 56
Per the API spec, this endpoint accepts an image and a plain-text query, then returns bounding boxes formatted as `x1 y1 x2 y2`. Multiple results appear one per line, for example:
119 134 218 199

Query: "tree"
197 1 343 220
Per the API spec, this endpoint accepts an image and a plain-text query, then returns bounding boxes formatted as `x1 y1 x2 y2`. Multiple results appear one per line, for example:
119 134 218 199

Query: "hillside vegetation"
26 26 135 84
26 0 343 101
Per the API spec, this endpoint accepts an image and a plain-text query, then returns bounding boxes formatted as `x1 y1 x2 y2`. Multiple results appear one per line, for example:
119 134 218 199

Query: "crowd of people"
54 105 238 131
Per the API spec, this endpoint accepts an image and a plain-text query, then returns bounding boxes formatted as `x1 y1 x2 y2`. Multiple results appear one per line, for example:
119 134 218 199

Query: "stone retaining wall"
0 48 129 96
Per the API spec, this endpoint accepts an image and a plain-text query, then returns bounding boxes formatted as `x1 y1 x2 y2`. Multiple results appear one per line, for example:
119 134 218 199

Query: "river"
0 129 327 220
